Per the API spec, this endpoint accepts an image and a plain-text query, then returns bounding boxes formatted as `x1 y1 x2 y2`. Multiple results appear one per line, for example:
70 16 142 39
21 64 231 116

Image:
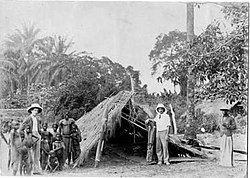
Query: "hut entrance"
107 102 148 157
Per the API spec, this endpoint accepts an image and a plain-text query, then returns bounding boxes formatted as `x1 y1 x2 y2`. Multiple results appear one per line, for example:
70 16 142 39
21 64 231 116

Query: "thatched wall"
75 90 133 166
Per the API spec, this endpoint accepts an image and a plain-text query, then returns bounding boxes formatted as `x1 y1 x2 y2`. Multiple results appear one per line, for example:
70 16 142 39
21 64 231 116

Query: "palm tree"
0 52 22 97
5 24 40 54
30 35 74 87
2 24 41 95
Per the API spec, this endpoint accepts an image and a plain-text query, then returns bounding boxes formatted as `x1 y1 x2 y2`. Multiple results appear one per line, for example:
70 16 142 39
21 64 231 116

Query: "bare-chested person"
58 113 75 165
9 121 23 175
51 123 59 143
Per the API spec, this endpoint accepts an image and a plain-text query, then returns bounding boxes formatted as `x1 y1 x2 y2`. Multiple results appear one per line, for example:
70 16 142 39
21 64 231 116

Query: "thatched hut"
74 90 207 167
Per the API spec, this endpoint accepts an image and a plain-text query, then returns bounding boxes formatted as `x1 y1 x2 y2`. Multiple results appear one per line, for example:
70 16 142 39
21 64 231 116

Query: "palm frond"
30 68 42 84
49 68 62 86
0 60 16 69
30 59 50 70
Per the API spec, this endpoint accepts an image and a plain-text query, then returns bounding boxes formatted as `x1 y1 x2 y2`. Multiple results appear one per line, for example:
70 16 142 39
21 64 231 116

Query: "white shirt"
31 115 38 132
154 113 171 132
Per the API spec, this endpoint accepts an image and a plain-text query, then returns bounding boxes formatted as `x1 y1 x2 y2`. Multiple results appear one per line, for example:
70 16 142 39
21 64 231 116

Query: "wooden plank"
169 135 207 158
199 145 247 155
121 111 146 126
121 115 147 131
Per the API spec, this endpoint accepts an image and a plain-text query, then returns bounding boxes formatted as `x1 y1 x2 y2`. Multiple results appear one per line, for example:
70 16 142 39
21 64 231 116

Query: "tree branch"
188 34 242 71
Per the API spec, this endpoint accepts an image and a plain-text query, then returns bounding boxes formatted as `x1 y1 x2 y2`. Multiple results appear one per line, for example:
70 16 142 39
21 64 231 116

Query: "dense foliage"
149 2 248 107
0 25 145 122
149 30 188 97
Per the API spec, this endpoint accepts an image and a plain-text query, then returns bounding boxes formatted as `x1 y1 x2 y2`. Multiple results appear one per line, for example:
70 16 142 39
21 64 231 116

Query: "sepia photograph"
0 1 248 177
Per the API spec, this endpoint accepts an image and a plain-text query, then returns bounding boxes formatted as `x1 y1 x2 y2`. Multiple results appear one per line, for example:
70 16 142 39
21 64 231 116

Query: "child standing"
70 124 82 163
19 131 29 175
40 136 51 170
51 123 59 143
41 123 53 148
50 133 65 171
23 125 39 175
9 121 22 175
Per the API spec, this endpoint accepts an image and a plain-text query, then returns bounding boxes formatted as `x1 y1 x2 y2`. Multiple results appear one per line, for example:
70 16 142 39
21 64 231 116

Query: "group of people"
0 101 238 175
3 103 82 176
145 103 237 168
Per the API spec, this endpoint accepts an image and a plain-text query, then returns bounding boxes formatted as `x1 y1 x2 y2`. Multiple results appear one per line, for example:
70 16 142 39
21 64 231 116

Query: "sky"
0 1 224 94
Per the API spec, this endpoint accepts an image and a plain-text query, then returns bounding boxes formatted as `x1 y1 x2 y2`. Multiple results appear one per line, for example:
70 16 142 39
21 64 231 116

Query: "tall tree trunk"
27 74 30 96
184 2 197 140
179 73 187 97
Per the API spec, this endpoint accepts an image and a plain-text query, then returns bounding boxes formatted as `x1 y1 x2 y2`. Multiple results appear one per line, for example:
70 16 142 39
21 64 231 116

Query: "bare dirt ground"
1 133 247 177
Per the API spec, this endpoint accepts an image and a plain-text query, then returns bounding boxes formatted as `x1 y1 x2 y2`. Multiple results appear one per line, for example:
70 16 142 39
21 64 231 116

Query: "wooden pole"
169 104 177 134
94 106 108 168
121 115 147 132
128 73 136 144
94 136 104 168
129 73 135 101
198 145 247 155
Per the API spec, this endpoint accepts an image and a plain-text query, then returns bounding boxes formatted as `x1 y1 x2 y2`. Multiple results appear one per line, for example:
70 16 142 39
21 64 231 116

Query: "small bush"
235 115 247 134
199 113 220 133
177 108 220 134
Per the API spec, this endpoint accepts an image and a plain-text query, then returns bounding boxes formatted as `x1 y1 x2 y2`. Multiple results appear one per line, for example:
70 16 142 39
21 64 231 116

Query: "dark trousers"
146 122 156 162
72 146 81 163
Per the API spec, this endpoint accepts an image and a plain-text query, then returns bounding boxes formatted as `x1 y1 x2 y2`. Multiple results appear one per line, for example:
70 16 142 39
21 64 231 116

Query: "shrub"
235 115 247 134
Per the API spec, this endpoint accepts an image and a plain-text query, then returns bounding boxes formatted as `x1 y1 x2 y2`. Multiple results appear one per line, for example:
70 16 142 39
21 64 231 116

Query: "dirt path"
48 158 247 178
45 133 248 178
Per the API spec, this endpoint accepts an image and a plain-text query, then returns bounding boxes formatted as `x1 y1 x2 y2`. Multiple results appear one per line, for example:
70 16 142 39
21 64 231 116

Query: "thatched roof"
74 90 133 166
74 90 207 167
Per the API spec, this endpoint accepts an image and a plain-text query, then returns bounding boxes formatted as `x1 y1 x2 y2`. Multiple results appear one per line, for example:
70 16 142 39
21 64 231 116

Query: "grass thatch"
74 90 133 166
